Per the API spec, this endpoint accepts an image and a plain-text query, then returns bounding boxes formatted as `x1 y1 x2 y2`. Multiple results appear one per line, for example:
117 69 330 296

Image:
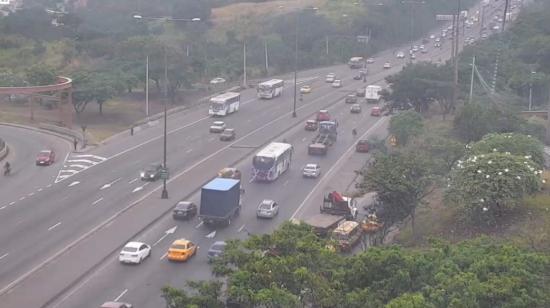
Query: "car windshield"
259 202 272 210
39 151 50 156
122 247 138 253
146 164 159 171
176 202 191 210
171 244 187 250
305 164 317 169
213 122 224 126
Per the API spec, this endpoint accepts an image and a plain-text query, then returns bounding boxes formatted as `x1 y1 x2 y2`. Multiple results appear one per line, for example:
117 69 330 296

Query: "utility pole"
264 39 269 74
468 56 475 104
325 36 329 55
243 42 247 87
161 46 168 199
501 0 510 33
452 0 461 111
145 55 149 117
293 13 298 118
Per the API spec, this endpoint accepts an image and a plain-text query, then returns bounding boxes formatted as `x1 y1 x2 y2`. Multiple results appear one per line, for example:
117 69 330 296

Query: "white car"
256 199 279 219
366 57 375 64
325 73 336 83
119 242 151 264
396 51 405 59
383 62 391 69
332 79 342 88
209 121 226 133
429 34 436 39
302 163 321 178
435 37 441 42
209 77 226 85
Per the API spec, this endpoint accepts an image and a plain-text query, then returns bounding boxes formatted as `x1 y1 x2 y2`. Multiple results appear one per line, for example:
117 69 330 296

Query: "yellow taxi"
167 239 198 262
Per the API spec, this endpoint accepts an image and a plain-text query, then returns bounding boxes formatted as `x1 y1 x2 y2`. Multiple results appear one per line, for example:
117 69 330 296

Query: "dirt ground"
0 88 210 143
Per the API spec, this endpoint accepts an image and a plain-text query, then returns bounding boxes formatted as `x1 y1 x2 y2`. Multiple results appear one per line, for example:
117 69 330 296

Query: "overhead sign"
436 14 454 21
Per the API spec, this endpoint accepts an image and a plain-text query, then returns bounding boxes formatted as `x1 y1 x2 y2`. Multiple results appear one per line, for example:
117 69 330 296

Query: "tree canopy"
389 110 424 146
162 224 550 308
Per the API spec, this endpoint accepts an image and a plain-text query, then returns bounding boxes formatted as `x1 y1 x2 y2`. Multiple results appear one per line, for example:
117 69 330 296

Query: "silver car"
256 199 279 219
302 163 321 178
210 121 226 133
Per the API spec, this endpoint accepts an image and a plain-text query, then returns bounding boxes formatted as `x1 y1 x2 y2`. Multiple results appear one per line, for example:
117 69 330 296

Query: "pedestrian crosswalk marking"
55 154 107 183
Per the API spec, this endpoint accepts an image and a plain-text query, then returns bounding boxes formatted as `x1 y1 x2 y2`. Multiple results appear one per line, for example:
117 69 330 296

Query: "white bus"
252 142 293 182
257 79 284 99
209 92 240 117
348 57 364 69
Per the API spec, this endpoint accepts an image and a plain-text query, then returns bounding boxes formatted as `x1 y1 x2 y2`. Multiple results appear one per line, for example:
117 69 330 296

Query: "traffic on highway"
0 0 517 307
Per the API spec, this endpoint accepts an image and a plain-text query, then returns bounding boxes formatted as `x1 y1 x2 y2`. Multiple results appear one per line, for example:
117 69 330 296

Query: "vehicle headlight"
150 174 154 178
140 172 145 177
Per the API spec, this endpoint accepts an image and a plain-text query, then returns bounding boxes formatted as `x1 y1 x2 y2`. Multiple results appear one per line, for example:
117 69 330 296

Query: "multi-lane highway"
0 1 513 306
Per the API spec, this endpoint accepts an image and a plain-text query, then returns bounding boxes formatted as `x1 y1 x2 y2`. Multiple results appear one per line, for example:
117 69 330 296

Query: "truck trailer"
199 178 241 226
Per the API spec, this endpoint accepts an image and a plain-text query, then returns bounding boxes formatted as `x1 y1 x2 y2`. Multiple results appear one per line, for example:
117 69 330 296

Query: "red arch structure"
0 76 73 128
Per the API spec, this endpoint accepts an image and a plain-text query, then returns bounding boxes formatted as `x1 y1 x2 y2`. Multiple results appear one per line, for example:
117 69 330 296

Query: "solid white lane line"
128 178 138 184
48 222 62 231
28 192 34 197
195 221 204 229
238 225 245 233
0 206 6 210
0 253 8 261
37 188 43 192
68 164 88 169
19 197 25 201
291 117 388 220
92 198 103 206
9 201 15 206
113 289 128 302
160 252 168 260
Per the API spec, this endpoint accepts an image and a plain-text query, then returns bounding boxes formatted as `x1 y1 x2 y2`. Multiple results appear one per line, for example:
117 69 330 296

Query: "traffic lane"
0 125 70 201
294 118 391 221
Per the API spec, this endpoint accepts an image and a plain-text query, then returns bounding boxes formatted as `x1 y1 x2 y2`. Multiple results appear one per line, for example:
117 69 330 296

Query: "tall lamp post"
293 7 318 118
133 14 201 199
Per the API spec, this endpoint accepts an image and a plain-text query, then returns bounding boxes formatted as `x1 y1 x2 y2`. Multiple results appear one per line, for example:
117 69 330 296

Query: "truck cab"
321 191 358 220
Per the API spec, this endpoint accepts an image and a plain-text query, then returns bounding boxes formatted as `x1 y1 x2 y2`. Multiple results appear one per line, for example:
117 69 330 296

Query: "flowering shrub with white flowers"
446 152 543 225
468 133 545 167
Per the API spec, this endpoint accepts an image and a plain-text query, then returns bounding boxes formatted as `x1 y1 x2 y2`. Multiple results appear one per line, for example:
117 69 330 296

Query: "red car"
305 120 318 131
36 150 55 166
356 140 369 153
371 106 381 116
316 110 330 122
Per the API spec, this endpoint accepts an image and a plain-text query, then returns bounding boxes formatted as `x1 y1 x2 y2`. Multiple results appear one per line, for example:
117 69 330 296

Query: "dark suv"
173 201 198 220
140 163 162 181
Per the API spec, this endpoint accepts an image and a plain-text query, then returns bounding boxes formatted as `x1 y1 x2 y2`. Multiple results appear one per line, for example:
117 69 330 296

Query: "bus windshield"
258 84 271 90
253 156 275 170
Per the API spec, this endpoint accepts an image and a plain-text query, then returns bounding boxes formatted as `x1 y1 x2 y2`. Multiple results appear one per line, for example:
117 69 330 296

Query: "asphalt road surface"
0 1 513 306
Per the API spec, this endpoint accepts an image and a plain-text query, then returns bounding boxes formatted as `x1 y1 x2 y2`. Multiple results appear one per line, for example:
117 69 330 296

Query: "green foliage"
358 151 434 233
0 69 25 87
71 70 126 114
389 110 424 146
162 224 550 307
161 281 224 308
25 65 57 86
406 132 465 174
385 62 454 114
446 153 543 226
468 133 545 168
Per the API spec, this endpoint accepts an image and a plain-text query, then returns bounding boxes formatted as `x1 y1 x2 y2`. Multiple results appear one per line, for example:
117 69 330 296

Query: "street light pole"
161 46 169 199
293 13 298 118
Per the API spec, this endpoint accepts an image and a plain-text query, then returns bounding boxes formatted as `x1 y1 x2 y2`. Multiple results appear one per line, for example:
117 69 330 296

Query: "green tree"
72 70 124 114
468 133 545 167
25 64 57 86
0 69 25 87
358 152 434 235
389 110 423 146
406 133 465 174
161 281 224 308
446 153 543 226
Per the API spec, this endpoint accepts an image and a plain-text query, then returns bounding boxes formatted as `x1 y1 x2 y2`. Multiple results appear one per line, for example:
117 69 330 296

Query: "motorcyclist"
4 161 10 175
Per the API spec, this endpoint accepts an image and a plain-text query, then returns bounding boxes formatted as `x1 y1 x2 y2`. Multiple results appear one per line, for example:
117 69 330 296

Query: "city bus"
257 79 284 99
348 57 364 69
209 92 240 117
251 142 293 182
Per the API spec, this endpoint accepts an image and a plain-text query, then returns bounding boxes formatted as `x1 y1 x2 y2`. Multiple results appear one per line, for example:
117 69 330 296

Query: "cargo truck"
199 178 241 226
308 121 338 155
365 85 382 104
